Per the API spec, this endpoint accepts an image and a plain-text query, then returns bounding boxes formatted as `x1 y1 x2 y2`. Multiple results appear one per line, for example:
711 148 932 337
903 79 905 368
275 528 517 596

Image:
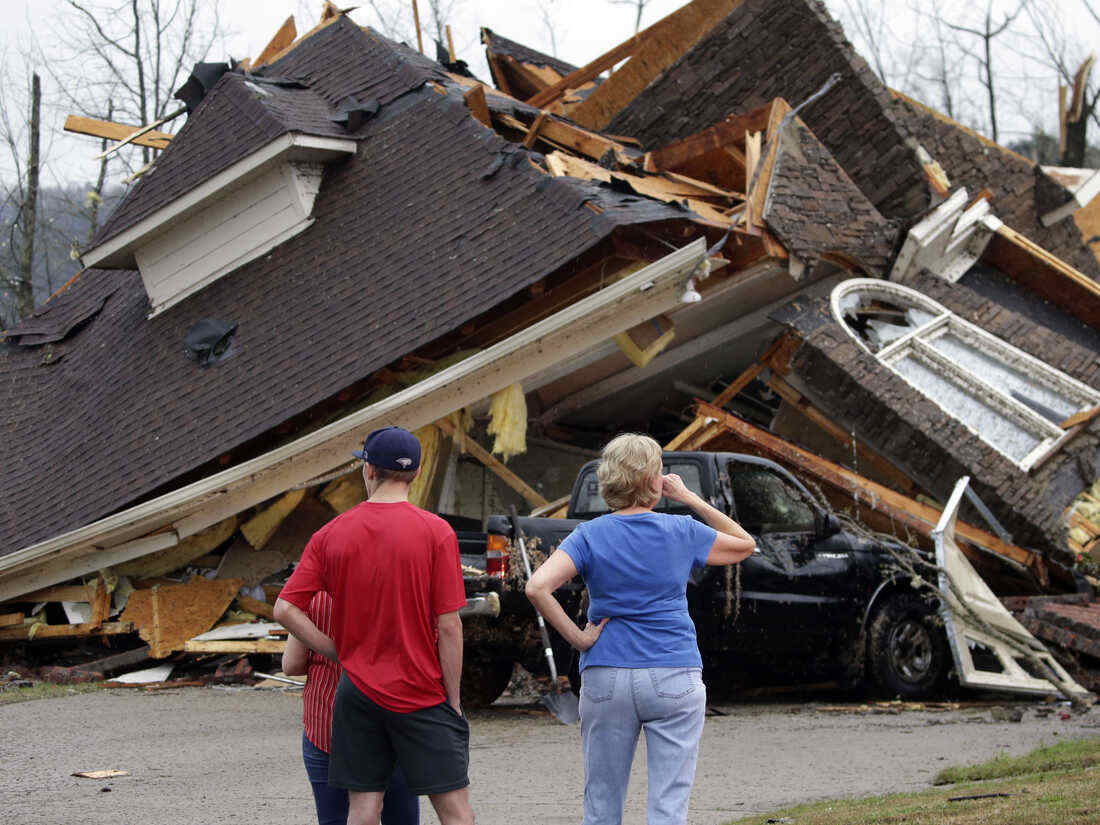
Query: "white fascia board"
82 133 357 269
0 240 708 600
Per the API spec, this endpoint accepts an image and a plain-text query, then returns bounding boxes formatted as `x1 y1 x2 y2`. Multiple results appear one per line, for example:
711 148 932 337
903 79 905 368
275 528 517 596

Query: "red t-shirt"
280 500 466 713
302 592 340 753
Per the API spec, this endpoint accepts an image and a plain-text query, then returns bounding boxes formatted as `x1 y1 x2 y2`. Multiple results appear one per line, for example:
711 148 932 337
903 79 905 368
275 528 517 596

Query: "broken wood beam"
38 645 152 684
182 639 286 654
463 85 492 128
523 111 549 149
63 115 172 150
764 373 918 494
253 15 297 68
0 621 133 642
692 401 1042 572
528 34 643 108
6 582 97 605
236 593 275 620
664 416 712 450
435 417 548 507
412 0 424 55
445 24 456 62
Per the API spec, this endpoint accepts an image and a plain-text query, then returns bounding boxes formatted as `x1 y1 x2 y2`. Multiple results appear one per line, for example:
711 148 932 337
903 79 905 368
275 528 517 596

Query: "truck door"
720 462 835 665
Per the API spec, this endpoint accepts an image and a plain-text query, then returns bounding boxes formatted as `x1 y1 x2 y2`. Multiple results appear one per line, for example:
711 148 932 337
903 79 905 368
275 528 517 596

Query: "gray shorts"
328 673 470 795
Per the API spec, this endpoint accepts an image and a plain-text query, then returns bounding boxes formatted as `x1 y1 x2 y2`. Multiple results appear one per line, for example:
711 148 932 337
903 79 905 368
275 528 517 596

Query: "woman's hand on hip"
576 617 610 651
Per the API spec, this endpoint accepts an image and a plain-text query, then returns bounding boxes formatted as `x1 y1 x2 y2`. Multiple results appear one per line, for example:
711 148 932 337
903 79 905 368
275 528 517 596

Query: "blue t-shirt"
559 511 717 671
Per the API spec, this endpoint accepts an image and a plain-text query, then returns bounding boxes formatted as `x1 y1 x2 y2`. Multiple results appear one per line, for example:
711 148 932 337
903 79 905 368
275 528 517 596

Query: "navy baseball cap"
353 426 421 471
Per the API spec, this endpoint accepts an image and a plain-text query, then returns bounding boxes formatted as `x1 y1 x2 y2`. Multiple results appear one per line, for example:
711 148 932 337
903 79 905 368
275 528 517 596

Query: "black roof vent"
184 319 238 367
175 62 232 113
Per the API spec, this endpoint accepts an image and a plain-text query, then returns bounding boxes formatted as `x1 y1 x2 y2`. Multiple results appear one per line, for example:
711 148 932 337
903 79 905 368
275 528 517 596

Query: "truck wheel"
462 650 514 708
867 593 951 699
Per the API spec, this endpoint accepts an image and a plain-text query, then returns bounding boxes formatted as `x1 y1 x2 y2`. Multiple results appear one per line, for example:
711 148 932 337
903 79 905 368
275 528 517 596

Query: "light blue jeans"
579 666 706 825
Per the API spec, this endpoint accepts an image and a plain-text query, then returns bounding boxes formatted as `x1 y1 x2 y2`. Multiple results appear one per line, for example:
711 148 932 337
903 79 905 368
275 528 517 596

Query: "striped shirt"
302 591 341 753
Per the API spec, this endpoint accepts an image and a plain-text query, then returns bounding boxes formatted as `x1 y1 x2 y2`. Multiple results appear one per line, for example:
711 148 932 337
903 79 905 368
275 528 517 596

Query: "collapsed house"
1 0 1099 689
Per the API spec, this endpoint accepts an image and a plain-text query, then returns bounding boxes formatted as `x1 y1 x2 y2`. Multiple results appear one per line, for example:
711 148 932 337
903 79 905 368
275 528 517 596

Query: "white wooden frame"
832 278 1100 470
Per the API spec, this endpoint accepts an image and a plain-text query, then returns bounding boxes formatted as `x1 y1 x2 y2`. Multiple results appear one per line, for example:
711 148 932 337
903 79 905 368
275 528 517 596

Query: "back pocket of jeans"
580 667 617 703
650 668 700 699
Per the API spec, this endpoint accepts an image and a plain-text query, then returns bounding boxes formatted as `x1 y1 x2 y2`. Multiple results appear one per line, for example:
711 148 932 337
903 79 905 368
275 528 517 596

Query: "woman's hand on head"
660 473 693 504
576 617 610 651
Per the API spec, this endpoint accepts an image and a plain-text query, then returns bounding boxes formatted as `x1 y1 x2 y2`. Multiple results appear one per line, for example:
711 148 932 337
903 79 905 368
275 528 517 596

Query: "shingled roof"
0 18 694 556
605 0 931 221
481 27 579 78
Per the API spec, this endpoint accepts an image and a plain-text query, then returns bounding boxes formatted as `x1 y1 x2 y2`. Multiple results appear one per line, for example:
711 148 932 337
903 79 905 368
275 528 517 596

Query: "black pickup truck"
459 451 950 706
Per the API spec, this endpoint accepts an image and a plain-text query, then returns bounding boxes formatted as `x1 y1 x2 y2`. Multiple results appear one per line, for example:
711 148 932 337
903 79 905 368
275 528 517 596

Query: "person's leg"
381 763 420 825
636 668 706 825
427 786 474 825
302 732 351 825
579 666 642 825
348 791 386 825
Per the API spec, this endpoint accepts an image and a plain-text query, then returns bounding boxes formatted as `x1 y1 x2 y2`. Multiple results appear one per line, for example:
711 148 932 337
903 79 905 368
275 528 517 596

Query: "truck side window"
729 466 815 535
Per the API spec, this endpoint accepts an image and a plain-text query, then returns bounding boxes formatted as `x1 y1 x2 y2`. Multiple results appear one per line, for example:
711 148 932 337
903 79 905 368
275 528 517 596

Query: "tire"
867 593 951 699
461 649 514 708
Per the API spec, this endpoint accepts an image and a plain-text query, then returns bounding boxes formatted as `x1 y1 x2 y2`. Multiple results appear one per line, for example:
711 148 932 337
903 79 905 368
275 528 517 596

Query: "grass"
0 680 111 705
731 737 1100 825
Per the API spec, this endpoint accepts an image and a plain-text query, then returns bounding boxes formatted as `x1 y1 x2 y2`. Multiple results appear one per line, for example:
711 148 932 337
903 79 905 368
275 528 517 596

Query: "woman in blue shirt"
526 433 756 825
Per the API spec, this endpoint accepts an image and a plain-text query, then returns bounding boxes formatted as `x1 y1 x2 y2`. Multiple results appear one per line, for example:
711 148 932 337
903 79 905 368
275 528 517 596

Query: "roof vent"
184 319 238 367
175 62 232 113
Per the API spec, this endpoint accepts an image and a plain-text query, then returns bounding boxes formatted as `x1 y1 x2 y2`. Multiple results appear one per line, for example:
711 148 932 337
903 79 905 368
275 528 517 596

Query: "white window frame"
831 279 1100 471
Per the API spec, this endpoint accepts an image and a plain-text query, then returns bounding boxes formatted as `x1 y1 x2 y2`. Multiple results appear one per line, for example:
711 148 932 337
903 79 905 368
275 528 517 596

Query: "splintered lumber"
527 34 644 109
664 415 713 450
523 111 549 149
1062 404 1100 430
236 594 275 620
113 516 237 579
120 577 242 658
219 495 331 585
412 0 424 54
554 0 745 128
494 113 629 165
544 151 732 207
241 488 306 549
94 107 186 160
8 582 97 604
463 85 492 128
0 621 133 641
691 401 1044 575
321 471 366 514
183 638 286 654
64 115 172 150
252 15 297 69
435 417 548 507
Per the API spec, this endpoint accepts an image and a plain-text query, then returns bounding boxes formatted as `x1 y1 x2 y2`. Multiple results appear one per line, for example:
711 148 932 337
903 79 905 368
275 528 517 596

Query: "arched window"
831 279 1100 470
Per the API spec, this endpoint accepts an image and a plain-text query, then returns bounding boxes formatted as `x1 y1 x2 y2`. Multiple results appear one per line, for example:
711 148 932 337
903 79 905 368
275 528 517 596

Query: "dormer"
82 73 357 316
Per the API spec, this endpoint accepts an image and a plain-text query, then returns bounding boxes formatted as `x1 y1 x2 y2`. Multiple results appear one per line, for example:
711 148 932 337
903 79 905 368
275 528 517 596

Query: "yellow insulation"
408 424 442 508
487 383 528 461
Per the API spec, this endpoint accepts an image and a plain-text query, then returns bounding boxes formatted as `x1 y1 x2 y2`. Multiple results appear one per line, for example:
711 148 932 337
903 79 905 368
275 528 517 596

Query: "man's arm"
282 632 310 676
274 598 338 663
436 610 463 714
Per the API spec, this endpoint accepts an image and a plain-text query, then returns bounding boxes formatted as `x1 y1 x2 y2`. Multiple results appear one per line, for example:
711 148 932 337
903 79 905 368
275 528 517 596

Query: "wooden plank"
435 418 548 507
711 362 765 408
7 582 96 604
463 85 492 128
0 612 24 627
445 24 456 61
63 115 172 150
648 100 776 172
528 34 643 108
693 401 1040 570
0 621 133 641
663 171 744 199
523 111 549 149
664 416 710 450
1062 404 1100 429
89 576 110 630
183 639 286 654
744 131 761 195
764 374 917 494
236 594 275 620
412 0 424 54
749 101 791 228
254 11 342 69
253 16 297 69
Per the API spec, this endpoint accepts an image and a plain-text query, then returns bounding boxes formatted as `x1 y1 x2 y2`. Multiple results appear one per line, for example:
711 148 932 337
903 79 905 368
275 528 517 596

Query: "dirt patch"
0 687 1094 825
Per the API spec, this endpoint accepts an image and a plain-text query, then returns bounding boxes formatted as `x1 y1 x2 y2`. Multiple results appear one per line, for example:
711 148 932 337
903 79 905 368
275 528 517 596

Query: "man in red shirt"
275 426 474 825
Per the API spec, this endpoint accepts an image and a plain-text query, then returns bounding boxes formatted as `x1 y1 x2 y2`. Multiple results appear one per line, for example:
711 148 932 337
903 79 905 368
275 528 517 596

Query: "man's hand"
576 617 610 651
660 473 694 504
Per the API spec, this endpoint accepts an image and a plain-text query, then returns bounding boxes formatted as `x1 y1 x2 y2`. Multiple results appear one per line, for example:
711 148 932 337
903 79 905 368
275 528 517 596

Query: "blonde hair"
597 433 662 511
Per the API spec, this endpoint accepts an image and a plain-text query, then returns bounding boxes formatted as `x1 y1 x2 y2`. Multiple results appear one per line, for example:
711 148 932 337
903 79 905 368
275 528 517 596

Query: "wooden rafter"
64 115 173 150
252 15 297 69
435 417 548 507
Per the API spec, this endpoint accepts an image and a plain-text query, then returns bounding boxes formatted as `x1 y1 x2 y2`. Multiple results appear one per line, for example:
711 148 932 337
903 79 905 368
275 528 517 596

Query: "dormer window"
81 132 355 316
832 279 1100 470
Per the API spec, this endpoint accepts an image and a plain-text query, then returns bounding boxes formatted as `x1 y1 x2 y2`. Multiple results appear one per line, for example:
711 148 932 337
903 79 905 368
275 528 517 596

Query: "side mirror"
819 512 843 537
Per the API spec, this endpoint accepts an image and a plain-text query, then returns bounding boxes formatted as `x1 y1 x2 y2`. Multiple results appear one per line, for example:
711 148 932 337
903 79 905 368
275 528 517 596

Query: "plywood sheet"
120 577 242 658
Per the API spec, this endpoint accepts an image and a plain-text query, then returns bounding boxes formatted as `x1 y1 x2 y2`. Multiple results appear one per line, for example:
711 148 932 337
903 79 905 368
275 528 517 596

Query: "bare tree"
911 0 970 119
941 0 1029 143
608 0 648 34
0 70 42 327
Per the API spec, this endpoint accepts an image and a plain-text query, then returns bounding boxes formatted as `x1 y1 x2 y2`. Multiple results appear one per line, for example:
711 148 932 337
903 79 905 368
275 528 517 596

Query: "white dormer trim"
890 188 1003 284
82 133 356 316
1039 166 1100 226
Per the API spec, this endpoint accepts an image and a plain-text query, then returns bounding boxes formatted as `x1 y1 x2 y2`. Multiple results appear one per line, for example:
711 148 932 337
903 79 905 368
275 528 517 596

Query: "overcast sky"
1 0 1097 189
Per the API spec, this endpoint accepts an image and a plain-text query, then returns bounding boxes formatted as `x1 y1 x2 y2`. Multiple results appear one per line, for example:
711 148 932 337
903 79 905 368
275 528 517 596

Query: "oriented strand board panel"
119 577 242 657
569 0 745 130
113 516 238 579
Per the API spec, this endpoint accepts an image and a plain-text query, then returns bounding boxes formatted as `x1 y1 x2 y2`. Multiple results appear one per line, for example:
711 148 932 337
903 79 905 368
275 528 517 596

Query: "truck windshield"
572 462 706 516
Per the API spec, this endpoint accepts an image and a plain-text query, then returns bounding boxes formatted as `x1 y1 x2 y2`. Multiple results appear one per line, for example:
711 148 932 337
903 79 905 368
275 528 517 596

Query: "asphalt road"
2 686 1096 825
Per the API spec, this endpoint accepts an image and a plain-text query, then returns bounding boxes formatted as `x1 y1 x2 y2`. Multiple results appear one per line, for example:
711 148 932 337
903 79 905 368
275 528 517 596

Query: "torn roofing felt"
887 92 1100 281
762 115 899 275
604 0 931 221
0 45 697 557
480 27 581 78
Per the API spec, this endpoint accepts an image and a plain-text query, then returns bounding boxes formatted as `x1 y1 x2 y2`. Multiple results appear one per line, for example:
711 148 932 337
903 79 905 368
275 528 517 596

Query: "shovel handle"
510 505 560 687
